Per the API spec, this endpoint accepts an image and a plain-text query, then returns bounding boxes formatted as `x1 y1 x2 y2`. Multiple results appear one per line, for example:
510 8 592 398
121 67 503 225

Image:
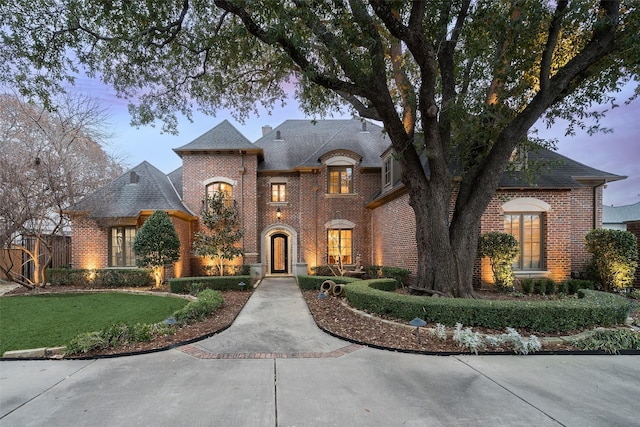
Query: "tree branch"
540 0 568 92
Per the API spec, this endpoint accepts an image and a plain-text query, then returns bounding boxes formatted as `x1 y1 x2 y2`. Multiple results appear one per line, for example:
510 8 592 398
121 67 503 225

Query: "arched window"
325 156 356 194
204 178 234 207
206 182 232 200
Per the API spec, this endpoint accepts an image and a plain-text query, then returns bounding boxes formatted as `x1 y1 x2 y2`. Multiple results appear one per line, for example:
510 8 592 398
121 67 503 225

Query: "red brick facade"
70 213 194 279
69 120 614 288
370 186 604 287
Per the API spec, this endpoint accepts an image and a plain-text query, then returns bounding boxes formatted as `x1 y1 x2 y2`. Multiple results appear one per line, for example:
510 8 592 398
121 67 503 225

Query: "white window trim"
501 197 551 213
324 156 356 166
325 219 355 229
203 176 237 187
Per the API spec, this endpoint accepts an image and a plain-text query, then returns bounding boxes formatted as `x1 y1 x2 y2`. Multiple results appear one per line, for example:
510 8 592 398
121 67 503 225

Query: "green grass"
0 293 188 355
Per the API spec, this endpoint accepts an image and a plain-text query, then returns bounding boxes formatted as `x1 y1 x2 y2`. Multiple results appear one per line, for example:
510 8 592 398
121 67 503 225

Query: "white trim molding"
501 197 551 212
203 176 237 187
324 219 356 229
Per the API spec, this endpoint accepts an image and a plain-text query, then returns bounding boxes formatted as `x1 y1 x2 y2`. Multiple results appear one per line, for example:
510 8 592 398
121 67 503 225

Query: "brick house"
66 119 624 286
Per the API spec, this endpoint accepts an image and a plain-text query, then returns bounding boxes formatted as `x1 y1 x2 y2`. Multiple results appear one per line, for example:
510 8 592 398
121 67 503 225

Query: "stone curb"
3 346 66 359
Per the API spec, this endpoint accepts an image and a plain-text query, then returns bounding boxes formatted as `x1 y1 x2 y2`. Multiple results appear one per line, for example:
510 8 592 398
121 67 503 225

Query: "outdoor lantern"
276 206 282 221
163 316 178 340
409 317 427 344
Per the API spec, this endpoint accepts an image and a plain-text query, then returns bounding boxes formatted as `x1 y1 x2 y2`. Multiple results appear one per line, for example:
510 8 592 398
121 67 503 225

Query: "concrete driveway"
1 277 638 426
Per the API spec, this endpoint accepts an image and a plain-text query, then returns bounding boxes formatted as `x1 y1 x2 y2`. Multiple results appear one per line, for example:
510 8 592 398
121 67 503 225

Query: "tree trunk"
409 181 479 298
153 266 163 288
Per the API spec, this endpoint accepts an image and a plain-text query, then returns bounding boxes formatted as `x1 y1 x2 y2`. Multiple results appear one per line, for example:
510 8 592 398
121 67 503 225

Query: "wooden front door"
270 233 288 274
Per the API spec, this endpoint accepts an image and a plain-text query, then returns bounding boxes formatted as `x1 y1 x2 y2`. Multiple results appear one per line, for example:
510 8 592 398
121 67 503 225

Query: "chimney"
261 125 272 136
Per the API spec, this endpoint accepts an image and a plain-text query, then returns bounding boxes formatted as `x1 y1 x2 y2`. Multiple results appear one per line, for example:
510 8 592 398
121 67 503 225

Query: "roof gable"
173 119 259 155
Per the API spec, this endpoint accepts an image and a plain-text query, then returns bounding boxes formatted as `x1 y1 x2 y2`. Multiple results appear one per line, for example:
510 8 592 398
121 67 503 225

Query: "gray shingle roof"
167 167 183 199
372 143 624 204
67 161 192 218
173 119 258 154
498 148 625 188
254 119 390 170
603 202 640 224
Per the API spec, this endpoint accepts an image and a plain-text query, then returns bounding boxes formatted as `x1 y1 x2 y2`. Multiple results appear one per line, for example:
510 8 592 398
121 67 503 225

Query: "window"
271 183 286 202
328 166 353 194
327 229 352 265
383 158 392 186
206 182 233 206
207 182 232 199
109 226 137 267
504 213 542 270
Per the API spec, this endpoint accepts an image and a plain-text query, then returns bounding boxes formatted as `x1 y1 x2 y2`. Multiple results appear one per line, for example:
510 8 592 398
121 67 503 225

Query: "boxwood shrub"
172 289 225 324
169 275 252 294
47 268 153 288
344 280 630 333
297 275 363 291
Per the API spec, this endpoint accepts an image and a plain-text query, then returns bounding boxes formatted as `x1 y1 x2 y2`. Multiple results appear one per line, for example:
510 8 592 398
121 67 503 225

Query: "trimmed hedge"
169 275 252 294
366 266 411 286
344 280 630 333
172 289 225 324
297 275 363 291
47 268 153 288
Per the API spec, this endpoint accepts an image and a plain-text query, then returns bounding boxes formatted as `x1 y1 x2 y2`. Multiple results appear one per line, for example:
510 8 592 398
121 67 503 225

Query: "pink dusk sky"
78 77 639 208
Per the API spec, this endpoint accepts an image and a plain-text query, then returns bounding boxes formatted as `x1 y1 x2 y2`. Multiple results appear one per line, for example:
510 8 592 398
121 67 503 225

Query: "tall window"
383 158 392 186
206 182 233 206
109 226 136 267
328 166 353 194
328 229 352 265
271 183 286 202
504 213 542 270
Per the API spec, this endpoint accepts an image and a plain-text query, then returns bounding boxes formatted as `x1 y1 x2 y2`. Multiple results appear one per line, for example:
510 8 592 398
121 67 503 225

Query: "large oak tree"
2 1 638 296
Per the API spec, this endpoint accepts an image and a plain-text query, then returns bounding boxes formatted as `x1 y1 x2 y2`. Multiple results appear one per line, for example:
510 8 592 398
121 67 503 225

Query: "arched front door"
270 233 288 274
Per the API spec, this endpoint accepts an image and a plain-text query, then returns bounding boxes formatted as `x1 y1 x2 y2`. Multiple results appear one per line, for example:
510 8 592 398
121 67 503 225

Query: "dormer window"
383 158 392 187
328 166 353 194
324 155 357 195
510 148 528 171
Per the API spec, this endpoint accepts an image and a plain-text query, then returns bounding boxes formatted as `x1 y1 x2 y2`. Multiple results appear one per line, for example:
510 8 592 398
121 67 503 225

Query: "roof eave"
572 174 627 184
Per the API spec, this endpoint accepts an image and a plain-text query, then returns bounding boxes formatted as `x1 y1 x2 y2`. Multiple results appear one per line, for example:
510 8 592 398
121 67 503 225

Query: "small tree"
193 191 244 276
478 232 519 292
133 210 181 288
585 229 638 291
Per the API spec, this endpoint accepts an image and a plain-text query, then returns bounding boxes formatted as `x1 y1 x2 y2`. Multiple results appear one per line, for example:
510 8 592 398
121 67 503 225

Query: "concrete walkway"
1 277 639 426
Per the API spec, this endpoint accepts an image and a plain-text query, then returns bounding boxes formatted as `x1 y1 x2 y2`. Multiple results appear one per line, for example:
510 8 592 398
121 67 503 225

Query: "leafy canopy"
2 1 638 295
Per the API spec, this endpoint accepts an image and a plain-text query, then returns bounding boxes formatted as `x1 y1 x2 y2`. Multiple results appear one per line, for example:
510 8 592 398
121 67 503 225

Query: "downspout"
239 150 245 251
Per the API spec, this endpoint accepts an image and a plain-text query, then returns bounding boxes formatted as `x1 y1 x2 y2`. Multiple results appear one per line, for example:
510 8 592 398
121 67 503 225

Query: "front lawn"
0 293 188 355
